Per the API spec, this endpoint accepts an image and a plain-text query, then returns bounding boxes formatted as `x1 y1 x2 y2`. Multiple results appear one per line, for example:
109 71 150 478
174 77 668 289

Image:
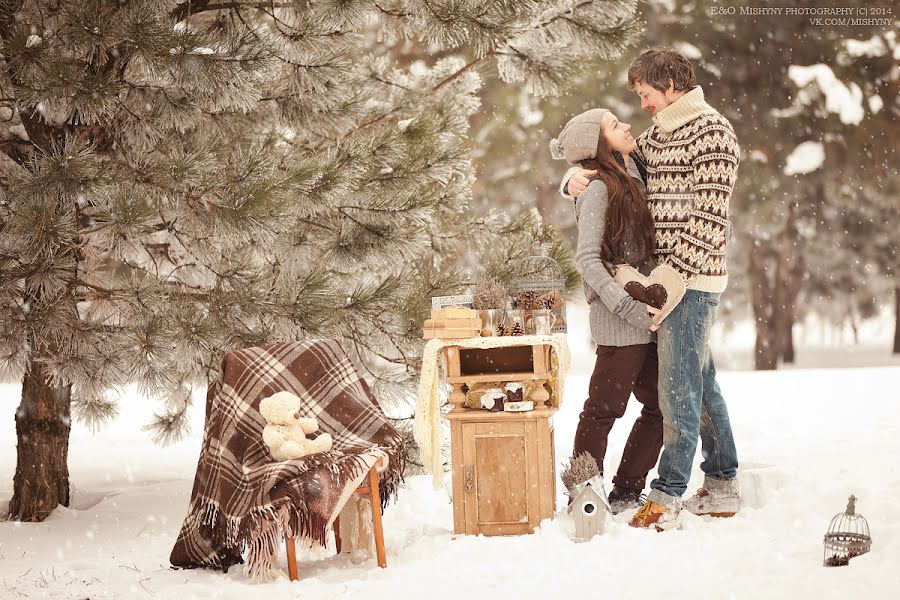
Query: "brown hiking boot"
629 499 681 531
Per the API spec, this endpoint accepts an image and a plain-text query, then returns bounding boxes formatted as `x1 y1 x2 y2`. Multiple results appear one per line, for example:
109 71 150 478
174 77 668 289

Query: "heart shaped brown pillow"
623 281 667 310
613 264 686 326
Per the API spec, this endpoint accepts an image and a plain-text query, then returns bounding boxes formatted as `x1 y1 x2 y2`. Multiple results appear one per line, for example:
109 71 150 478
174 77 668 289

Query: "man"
562 48 741 531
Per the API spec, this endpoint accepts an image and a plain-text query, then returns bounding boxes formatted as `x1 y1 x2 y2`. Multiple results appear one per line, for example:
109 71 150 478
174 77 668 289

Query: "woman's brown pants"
573 343 663 492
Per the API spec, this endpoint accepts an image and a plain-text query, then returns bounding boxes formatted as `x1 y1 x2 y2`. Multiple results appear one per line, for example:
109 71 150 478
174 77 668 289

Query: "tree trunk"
775 203 805 365
781 312 796 364
753 321 779 370
749 237 779 370
8 357 72 522
751 201 807 370
894 286 900 354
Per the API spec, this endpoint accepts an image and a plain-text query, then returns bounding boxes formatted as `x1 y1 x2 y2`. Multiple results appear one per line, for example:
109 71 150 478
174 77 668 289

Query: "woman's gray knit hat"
549 108 609 165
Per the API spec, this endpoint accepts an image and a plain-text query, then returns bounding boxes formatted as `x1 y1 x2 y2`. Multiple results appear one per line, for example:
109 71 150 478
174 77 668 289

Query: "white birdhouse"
570 475 610 542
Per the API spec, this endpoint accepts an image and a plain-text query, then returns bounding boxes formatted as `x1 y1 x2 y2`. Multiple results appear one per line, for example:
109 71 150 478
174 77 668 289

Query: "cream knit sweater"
634 87 739 292
562 87 740 293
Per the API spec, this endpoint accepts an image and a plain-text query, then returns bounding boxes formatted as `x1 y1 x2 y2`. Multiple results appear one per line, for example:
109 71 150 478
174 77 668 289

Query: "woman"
552 108 661 514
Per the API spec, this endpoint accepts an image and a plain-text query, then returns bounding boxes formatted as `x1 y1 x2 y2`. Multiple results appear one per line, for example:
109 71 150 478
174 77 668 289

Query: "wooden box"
422 317 482 340
423 308 482 340
447 408 557 536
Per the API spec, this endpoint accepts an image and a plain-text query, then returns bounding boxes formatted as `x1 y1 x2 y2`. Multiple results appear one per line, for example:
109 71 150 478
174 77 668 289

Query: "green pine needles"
0 0 640 442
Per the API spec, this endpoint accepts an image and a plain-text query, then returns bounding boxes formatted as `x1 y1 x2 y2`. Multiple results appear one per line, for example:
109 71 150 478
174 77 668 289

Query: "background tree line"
469 0 899 369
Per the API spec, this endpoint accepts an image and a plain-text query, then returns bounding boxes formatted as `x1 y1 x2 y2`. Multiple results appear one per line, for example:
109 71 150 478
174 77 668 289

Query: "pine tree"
0 1 641 520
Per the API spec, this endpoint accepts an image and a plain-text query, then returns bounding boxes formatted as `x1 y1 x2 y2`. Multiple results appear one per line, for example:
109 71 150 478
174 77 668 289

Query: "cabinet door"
461 420 540 535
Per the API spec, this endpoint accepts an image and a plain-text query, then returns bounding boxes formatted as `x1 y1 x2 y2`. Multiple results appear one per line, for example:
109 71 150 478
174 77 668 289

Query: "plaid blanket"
169 340 405 578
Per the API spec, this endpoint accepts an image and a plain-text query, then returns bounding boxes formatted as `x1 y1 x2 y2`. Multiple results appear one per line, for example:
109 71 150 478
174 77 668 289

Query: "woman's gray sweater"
574 157 654 347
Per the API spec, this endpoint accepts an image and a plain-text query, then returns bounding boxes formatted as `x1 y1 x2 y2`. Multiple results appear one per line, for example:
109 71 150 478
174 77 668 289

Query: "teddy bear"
259 391 333 461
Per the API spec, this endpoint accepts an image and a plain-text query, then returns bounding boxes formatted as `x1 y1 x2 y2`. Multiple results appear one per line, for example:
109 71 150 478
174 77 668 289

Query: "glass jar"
479 309 504 337
504 309 525 335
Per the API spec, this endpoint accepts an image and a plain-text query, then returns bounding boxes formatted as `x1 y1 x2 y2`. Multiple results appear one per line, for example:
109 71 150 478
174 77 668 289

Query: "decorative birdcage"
823 495 872 567
511 255 567 333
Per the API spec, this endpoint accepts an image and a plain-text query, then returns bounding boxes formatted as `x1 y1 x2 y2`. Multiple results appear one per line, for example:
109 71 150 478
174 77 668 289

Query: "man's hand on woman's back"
566 169 596 198
565 169 730 251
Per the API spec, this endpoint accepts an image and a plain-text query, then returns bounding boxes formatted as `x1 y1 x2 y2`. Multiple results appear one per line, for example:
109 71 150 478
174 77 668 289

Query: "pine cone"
516 290 537 310
496 323 507 336
537 290 561 310
511 322 525 336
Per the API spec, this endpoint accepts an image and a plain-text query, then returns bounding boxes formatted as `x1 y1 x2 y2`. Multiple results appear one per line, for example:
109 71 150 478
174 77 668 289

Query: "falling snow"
1 307 898 598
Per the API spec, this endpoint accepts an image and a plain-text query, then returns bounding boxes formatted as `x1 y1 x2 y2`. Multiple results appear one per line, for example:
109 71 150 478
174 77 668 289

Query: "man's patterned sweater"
633 86 740 292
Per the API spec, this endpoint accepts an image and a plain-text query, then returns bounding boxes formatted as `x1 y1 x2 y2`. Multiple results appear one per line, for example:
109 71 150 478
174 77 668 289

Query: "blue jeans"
649 290 738 504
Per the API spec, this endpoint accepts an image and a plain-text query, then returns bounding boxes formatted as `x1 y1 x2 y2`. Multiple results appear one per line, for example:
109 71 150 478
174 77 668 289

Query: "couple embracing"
553 48 741 531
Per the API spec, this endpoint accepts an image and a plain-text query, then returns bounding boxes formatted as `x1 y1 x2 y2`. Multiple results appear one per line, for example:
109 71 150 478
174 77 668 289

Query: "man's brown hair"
627 47 697 93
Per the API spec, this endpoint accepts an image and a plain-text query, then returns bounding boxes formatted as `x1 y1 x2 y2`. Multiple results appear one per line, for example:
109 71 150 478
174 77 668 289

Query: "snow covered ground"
1 308 899 599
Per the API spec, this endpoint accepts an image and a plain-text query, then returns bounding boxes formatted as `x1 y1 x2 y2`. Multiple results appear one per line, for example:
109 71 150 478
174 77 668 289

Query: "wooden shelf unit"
440 341 559 536
443 343 553 409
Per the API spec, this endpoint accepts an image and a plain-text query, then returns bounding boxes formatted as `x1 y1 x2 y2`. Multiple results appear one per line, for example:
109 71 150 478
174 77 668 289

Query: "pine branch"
374 1 411 18
341 56 487 141
1 0 637 446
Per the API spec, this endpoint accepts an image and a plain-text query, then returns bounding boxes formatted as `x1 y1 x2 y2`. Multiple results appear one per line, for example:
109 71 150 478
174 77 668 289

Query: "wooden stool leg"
333 515 342 554
285 535 298 581
368 466 387 568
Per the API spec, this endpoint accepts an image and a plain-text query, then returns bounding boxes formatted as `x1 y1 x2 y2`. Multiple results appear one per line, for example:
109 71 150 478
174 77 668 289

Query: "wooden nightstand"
447 407 557 536
440 341 559 536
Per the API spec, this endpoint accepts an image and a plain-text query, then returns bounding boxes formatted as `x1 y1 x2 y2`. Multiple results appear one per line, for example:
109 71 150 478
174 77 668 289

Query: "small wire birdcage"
823 495 872 567
511 255 567 333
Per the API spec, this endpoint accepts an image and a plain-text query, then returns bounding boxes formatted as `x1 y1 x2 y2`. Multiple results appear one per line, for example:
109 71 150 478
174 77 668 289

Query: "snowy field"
1 307 899 599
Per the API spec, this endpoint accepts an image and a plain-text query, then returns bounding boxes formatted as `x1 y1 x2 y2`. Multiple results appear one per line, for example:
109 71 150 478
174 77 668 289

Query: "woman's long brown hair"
580 133 654 265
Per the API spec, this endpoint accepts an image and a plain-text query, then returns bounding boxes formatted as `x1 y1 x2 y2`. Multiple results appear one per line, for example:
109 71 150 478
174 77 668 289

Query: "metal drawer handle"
464 466 474 493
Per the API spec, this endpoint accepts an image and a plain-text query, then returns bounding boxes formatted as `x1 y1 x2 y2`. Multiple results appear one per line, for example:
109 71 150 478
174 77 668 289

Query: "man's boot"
683 477 741 517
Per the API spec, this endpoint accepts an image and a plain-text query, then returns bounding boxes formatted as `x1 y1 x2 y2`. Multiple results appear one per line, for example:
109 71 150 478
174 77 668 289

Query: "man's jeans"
648 289 738 508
